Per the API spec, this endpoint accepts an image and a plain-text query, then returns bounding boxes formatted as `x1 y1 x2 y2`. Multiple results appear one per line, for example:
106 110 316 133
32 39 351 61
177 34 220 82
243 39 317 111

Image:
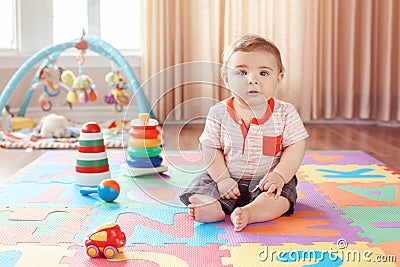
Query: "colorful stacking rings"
126 156 163 168
75 122 111 186
125 114 163 169
128 127 160 139
127 146 162 158
128 137 161 148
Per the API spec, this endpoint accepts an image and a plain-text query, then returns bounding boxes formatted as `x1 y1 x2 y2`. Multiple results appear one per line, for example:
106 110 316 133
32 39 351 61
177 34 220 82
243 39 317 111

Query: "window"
1 0 140 53
53 0 141 50
52 0 88 45
0 0 16 50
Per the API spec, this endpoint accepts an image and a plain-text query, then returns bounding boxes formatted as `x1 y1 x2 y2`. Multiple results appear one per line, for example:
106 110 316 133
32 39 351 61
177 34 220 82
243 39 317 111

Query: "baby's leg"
231 192 290 231
188 194 225 223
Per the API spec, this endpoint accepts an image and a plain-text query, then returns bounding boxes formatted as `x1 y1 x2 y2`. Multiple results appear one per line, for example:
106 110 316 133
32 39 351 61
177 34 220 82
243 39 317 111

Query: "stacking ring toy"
76 165 110 173
127 146 161 158
76 158 109 167
126 156 163 168
78 145 106 153
128 137 161 148
128 127 160 139
79 139 105 147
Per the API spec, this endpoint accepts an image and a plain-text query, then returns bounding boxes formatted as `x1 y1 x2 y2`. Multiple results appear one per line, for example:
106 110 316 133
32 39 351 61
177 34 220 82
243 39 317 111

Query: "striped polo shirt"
199 97 309 181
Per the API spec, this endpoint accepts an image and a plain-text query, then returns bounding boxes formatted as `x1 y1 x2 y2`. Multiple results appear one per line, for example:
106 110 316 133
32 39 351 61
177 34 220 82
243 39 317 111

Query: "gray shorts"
179 173 298 216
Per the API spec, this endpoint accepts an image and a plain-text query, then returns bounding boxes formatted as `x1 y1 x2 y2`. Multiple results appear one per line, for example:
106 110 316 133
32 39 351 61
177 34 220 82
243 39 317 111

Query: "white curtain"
142 0 400 123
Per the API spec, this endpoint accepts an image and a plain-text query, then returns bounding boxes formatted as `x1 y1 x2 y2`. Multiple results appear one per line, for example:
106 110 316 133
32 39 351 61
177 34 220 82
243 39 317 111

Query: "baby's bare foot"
231 207 250 231
188 204 196 220
188 195 225 223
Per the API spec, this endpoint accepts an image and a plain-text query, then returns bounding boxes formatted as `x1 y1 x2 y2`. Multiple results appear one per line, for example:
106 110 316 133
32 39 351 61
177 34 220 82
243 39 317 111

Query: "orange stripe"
101 179 120 192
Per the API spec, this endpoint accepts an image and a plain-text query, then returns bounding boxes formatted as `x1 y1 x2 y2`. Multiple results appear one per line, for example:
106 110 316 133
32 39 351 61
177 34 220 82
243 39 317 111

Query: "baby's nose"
247 75 258 84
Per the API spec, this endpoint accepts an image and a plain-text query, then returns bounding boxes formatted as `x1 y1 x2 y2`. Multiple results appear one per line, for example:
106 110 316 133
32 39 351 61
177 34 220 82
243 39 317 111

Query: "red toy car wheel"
86 245 100 258
103 245 118 259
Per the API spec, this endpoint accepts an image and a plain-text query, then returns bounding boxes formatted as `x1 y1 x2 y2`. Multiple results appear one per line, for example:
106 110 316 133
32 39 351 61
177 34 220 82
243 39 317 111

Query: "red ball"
82 122 101 133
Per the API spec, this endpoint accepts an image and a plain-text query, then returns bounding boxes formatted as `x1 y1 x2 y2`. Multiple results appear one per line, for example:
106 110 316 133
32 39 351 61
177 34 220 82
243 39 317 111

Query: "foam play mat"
0 150 399 266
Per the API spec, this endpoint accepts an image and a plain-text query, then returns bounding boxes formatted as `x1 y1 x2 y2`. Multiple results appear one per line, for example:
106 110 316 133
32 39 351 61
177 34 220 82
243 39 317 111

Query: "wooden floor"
1 124 400 179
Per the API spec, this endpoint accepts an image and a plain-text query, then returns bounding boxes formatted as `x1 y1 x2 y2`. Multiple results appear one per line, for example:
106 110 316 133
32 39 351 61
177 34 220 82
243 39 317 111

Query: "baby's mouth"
247 90 260 95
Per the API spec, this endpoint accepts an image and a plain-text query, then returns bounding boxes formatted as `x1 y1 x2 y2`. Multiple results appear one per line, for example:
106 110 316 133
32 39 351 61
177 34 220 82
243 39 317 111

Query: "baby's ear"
277 72 284 83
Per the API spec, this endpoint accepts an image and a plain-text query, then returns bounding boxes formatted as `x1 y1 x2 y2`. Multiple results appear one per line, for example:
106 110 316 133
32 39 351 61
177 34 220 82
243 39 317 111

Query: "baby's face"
222 50 283 109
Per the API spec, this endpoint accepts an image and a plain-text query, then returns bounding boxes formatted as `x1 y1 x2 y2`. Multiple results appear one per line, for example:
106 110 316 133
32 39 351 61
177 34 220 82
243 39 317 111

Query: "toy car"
85 222 126 258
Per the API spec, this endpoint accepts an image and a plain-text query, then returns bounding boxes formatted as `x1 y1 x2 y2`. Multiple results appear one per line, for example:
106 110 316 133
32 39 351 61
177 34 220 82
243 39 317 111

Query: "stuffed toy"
33 64 74 111
104 71 129 113
37 113 71 138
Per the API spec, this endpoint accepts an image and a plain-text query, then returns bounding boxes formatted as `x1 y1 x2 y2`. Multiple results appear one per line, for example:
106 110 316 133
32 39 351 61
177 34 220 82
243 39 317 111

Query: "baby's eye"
239 70 247 76
260 71 269 77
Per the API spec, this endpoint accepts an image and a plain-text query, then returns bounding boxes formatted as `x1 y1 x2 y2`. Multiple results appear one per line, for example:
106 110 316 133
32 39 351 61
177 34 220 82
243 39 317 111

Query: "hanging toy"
33 61 73 112
66 31 98 105
104 71 129 113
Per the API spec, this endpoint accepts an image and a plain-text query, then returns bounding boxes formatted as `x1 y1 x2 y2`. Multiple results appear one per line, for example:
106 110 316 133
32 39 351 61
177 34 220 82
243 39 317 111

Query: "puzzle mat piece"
84 171 189 210
217 181 369 246
115 208 226 246
340 206 400 244
220 242 395 266
298 164 399 184
61 244 231 267
75 204 186 245
162 150 205 166
383 165 400 178
2 151 74 183
118 164 202 208
302 150 385 165
74 207 129 246
126 185 186 206
315 182 400 208
0 182 101 208
122 166 202 204
0 243 75 267
0 249 21 267
5 150 124 184
0 206 96 245
124 164 204 188
5 165 165 207
1 176 152 211
1 163 74 185
366 241 400 263
77 203 186 239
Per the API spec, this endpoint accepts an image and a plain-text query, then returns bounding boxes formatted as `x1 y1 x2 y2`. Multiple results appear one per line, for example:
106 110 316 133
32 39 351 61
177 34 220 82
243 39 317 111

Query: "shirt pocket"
262 135 282 156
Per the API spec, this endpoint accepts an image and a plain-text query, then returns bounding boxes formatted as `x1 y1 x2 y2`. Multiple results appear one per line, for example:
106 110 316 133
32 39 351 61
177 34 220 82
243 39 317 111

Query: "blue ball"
98 185 120 202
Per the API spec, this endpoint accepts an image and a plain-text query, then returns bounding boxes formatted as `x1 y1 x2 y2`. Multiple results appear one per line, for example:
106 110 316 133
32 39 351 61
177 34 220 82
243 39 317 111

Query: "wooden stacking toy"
121 113 168 177
75 122 111 186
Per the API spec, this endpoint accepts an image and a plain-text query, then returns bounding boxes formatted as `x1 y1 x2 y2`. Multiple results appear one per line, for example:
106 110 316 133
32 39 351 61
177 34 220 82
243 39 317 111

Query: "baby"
180 34 308 231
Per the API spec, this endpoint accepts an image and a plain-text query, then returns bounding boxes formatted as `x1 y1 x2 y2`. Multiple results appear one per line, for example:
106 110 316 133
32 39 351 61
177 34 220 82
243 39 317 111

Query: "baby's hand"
217 178 240 200
258 172 285 199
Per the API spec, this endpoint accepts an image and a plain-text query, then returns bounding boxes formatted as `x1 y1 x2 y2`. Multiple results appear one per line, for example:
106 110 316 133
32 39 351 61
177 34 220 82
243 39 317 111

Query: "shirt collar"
226 96 274 125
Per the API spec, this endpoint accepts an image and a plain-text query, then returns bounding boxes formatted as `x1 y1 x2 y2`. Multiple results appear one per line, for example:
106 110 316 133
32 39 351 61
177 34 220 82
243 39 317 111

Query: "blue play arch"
0 35 154 118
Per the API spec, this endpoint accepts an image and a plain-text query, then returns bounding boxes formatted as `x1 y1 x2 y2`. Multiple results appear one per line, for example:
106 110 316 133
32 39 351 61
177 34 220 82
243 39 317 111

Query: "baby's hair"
222 34 285 73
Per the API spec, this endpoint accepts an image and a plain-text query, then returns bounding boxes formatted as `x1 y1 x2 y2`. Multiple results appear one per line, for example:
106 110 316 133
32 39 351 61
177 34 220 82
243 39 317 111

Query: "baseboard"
18 107 399 127
305 118 400 127
23 105 139 123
